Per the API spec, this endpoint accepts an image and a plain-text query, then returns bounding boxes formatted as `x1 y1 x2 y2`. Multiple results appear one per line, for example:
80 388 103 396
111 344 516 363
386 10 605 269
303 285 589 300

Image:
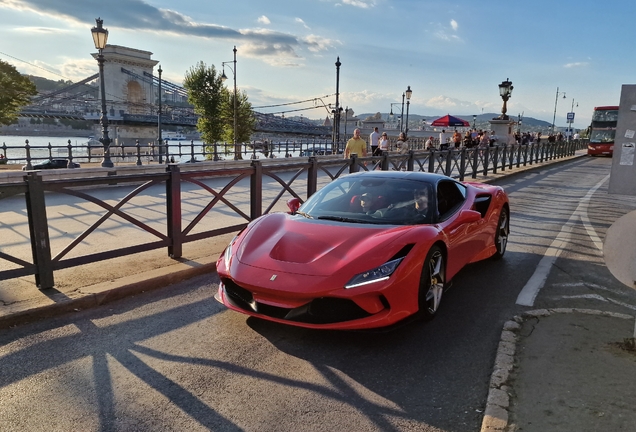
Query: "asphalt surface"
1 151 636 431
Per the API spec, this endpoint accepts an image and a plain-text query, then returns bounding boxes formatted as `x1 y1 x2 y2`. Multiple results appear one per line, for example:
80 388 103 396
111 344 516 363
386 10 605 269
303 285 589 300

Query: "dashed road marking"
516 175 610 306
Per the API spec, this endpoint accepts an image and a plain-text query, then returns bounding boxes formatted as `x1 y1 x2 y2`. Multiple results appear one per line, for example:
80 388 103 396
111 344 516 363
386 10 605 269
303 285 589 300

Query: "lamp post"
552 87 566 134
496 78 513 120
90 18 113 168
157 64 163 164
389 102 404 132
333 57 342 146
567 98 578 140
404 86 412 137
221 46 238 160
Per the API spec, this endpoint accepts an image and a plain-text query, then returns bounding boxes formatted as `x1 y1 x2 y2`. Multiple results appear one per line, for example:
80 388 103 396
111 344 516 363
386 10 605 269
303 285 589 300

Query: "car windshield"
299 176 435 225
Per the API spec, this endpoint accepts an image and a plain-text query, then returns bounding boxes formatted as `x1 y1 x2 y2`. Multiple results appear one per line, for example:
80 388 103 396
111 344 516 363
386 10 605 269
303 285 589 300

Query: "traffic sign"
567 112 575 121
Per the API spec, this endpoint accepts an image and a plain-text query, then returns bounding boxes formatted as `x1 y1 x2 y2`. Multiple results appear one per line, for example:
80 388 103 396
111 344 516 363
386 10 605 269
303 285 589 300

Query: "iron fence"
0 140 588 290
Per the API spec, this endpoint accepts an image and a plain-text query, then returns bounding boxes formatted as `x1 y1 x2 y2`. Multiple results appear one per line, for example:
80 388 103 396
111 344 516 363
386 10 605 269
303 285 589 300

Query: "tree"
184 61 257 160
220 88 256 159
0 60 37 126
183 62 224 154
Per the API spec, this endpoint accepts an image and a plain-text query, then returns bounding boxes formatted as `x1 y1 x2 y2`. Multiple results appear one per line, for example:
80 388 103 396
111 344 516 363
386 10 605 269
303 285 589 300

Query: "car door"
436 180 482 277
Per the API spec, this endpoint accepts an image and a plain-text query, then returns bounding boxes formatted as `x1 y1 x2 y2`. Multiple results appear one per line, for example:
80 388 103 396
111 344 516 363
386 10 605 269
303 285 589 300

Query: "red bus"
588 105 618 156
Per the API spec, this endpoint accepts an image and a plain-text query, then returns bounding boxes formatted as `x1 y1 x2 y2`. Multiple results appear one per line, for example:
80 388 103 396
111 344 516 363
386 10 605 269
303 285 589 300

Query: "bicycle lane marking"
516 174 609 306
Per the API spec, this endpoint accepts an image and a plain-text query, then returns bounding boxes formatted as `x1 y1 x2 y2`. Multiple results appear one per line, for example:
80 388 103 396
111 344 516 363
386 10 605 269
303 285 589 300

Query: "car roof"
342 171 455 184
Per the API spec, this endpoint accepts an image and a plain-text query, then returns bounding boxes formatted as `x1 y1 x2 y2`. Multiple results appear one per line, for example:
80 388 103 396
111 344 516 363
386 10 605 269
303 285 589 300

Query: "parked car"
215 171 510 330
22 158 80 171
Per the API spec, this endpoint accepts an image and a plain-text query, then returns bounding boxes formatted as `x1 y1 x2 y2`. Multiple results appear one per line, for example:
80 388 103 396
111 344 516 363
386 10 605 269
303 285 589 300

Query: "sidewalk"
481 309 636 432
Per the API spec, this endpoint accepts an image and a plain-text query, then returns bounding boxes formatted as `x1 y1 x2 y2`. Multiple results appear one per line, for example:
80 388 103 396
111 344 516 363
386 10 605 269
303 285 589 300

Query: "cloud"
257 15 270 25
434 32 461 42
564 62 589 68
2 0 337 65
302 34 339 52
341 0 376 8
295 17 310 29
430 19 462 42
13 26 71 34
15 57 96 81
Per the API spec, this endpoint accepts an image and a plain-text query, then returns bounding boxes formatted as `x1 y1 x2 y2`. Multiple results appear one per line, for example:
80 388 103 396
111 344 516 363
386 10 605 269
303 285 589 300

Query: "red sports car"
215 171 509 330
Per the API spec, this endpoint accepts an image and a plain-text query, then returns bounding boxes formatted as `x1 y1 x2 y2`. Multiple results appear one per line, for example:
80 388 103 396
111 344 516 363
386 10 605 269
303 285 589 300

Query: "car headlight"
345 257 404 289
224 235 238 267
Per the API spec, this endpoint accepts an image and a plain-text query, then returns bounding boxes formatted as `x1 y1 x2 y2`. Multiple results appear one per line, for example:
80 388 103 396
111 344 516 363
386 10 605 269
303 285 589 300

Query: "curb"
479 308 636 432
0 257 217 330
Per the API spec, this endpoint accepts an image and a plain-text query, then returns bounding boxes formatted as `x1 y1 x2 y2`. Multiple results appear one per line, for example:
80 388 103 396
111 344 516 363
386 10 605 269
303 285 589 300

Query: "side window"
437 181 467 219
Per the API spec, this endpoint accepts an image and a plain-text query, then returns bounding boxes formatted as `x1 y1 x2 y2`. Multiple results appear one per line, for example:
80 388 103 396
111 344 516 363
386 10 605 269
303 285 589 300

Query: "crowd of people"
343 126 580 159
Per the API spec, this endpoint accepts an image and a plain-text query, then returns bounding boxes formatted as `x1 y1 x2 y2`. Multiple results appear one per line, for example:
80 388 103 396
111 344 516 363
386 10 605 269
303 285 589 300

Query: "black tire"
492 207 509 260
418 245 445 321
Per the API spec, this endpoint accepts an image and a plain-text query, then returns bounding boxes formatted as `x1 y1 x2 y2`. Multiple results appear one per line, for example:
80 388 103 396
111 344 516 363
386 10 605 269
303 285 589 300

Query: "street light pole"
552 87 566 134
568 98 578 140
334 57 341 146
222 47 238 159
90 18 113 168
400 92 405 134
404 86 412 137
390 102 404 132
157 64 163 164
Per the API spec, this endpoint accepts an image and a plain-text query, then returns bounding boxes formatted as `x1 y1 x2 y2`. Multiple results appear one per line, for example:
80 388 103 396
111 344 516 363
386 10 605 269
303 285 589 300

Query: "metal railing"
0 140 588 290
1 137 451 167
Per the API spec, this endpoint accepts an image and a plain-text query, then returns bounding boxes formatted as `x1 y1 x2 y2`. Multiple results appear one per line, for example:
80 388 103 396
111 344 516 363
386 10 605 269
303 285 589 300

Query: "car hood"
236 213 413 276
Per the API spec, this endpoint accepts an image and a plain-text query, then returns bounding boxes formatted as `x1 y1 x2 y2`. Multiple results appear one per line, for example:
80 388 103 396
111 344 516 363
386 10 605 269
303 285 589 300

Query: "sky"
1 0 635 129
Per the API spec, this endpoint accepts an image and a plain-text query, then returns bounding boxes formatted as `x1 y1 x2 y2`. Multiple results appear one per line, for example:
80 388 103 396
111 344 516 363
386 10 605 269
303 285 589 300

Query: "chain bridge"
20 45 331 137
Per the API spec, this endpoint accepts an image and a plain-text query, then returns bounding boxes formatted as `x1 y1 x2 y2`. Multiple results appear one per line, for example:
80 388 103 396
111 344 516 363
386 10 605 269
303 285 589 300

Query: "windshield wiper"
317 215 374 224
295 210 313 219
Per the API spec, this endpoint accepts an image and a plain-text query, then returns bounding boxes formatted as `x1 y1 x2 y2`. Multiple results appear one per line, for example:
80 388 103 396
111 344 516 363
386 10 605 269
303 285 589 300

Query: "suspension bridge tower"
91 45 160 148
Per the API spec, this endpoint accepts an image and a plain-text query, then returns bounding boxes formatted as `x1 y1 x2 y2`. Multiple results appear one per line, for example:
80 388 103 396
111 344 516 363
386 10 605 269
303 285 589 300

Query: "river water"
0 135 342 165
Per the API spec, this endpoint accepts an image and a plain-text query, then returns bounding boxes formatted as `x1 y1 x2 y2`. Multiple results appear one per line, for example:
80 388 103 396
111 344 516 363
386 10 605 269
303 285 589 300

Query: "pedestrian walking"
370 127 380 156
344 128 367 159
378 132 389 155
452 130 462 148
439 129 449 150
397 132 410 154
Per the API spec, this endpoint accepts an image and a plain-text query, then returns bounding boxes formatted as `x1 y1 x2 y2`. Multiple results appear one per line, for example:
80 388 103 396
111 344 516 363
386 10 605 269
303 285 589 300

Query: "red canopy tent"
430 114 470 127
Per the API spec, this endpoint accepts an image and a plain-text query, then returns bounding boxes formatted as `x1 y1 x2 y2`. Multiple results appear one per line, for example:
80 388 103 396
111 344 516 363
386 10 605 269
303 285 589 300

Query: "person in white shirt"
369 127 380 156
378 132 389 155
439 129 448 149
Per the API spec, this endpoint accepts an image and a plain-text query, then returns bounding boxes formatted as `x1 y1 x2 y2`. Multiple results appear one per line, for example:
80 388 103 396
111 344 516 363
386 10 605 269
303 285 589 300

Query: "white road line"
558 294 608 302
516 175 610 306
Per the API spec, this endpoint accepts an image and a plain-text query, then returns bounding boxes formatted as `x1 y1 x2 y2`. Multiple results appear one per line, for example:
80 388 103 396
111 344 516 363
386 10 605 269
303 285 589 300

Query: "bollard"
67 139 74 169
25 139 33 170
136 140 142 166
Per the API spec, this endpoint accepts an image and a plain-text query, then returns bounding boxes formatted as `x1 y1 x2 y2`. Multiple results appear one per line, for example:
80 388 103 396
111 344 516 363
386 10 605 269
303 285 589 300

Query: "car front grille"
222 278 372 324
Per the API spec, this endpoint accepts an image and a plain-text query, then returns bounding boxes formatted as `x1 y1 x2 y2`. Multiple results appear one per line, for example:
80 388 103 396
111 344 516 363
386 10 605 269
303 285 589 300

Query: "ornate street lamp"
157 64 164 164
389 102 404 132
333 57 342 146
91 18 113 168
221 46 238 159
496 78 513 120
404 86 412 137
552 87 566 134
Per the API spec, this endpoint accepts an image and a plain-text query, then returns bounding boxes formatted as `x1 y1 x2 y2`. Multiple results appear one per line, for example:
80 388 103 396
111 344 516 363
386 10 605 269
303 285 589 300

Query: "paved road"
1 157 635 431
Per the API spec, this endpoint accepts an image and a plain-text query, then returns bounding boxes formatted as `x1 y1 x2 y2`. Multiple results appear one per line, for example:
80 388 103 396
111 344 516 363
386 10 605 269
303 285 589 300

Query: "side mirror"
457 209 481 224
286 197 302 214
